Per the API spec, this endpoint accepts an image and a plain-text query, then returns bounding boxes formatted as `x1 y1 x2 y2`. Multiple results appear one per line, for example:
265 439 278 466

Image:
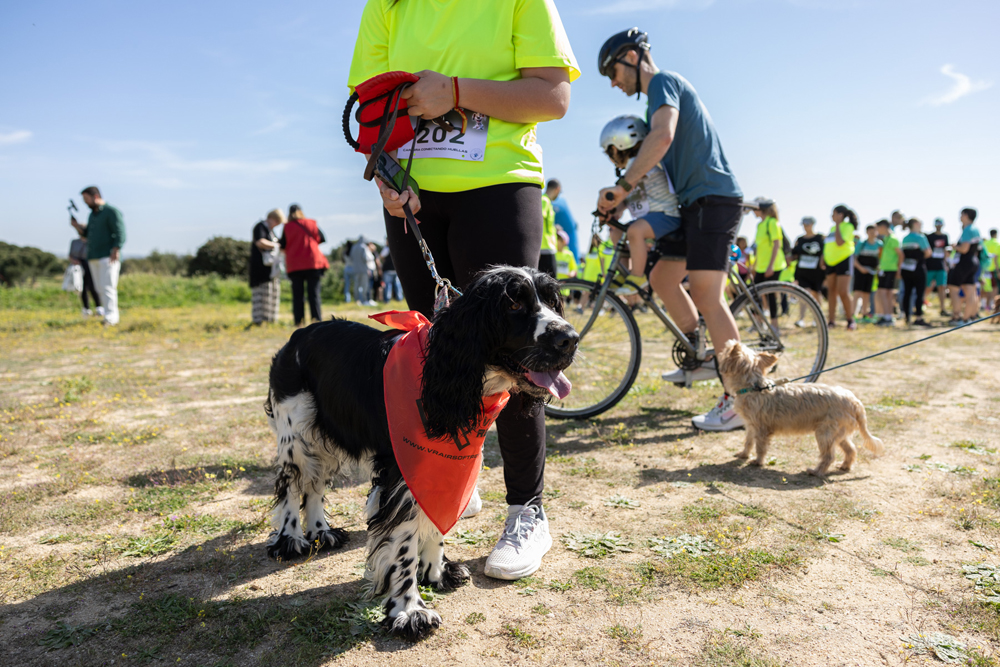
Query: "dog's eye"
509 302 522 311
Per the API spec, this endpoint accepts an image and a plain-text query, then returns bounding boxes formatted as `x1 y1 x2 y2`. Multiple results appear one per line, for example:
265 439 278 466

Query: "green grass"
663 549 799 589
697 632 782 667
883 537 922 553
573 566 609 590
683 501 727 522
562 531 633 558
503 623 539 649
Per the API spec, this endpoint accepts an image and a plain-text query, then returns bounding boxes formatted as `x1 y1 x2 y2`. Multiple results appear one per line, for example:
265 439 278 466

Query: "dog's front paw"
437 558 470 591
265 530 310 561
305 527 350 551
749 458 765 467
384 608 441 641
735 451 751 460
806 467 826 477
837 463 853 472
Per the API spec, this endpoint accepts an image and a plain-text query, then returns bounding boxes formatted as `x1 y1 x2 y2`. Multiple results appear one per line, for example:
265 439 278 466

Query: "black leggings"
901 269 926 320
79 261 100 310
753 272 787 318
288 269 324 325
385 182 544 507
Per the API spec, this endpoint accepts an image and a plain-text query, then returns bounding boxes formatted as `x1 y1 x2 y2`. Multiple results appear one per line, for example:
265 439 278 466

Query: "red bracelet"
452 76 460 109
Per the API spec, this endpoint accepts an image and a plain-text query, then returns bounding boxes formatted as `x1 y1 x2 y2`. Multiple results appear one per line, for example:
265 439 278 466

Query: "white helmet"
599 115 648 153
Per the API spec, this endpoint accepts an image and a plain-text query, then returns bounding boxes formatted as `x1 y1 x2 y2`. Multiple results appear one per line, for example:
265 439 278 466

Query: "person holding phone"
348 0 579 581
69 186 125 326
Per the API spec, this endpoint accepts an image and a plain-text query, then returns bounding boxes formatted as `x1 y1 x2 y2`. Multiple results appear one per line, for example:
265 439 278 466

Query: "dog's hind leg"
417 513 470 591
808 422 841 477
838 436 857 472
265 395 314 560
365 479 441 640
750 430 772 467
736 431 754 460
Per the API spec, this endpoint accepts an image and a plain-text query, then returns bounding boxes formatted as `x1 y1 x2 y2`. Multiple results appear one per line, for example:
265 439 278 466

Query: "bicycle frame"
578 217 781 359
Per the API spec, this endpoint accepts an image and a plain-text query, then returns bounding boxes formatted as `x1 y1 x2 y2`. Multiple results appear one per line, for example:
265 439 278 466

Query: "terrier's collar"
735 379 775 396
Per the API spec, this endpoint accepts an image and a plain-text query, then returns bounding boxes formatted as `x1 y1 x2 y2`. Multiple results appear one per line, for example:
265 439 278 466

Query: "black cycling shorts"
877 271 897 290
795 270 825 293
679 195 741 272
853 271 875 293
825 259 851 276
948 263 978 287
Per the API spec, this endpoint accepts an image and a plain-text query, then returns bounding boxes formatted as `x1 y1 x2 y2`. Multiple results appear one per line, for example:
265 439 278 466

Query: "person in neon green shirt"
540 188 558 277
875 218 903 326
749 198 786 328
348 0 580 586
823 204 859 329
554 230 577 280
982 229 999 310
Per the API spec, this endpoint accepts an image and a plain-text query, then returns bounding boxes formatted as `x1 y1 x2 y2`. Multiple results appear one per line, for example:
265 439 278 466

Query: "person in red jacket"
280 204 329 325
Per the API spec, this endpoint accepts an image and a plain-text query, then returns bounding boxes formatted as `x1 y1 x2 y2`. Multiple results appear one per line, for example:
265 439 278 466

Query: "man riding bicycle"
596 28 745 432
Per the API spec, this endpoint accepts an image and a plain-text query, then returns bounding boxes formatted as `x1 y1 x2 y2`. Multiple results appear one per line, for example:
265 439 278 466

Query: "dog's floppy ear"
532 270 565 317
420 273 507 439
716 339 742 376
755 351 780 375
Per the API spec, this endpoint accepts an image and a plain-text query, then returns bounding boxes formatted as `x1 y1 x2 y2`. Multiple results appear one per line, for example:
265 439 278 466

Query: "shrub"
122 250 191 276
187 237 250 279
0 241 65 287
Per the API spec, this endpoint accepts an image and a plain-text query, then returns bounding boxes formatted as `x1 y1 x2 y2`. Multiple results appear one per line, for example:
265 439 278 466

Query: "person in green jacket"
70 186 126 326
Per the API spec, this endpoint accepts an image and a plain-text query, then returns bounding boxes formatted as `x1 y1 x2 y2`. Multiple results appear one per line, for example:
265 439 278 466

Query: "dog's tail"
853 400 884 457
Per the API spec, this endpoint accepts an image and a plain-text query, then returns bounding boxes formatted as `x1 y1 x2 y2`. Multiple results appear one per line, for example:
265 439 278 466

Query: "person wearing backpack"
748 197 786 330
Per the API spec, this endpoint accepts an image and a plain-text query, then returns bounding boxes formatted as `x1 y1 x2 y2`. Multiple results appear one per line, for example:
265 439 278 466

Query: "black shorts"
853 271 875 293
948 263 978 287
538 252 556 279
795 270 825 293
650 228 687 263
679 196 741 272
825 259 851 276
877 271 897 290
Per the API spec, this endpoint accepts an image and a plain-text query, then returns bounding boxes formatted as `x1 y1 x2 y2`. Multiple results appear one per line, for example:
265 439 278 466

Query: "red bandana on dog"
369 311 510 535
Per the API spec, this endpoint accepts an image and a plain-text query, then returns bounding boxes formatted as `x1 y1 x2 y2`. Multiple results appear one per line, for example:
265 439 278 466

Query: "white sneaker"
691 394 745 432
82 308 92 318
614 277 647 297
794 319 807 328
460 487 482 519
484 501 551 580
96 306 106 317
661 359 717 384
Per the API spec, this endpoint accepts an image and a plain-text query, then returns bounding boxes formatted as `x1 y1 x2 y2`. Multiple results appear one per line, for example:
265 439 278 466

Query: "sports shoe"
460 487 482 519
691 394 745 432
661 359 718 384
96 306 106 317
615 277 647 297
794 319 807 328
913 318 931 327
484 501 551 580
82 308 92 318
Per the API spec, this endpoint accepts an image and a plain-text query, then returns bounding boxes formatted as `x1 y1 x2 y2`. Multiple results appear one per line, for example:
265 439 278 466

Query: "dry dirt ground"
1 303 999 667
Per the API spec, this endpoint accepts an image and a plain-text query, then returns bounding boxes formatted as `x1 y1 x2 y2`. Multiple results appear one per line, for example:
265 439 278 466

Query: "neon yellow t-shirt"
347 0 580 193
555 247 577 279
984 238 1000 272
583 241 614 282
754 216 787 274
823 221 855 266
541 194 557 252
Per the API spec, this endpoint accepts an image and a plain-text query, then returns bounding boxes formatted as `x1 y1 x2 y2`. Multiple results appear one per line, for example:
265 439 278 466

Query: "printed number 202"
415 126 465 145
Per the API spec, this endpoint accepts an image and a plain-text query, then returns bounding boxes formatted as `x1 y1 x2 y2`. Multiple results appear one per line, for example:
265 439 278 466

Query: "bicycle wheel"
729 281 828 382
545 279 642 419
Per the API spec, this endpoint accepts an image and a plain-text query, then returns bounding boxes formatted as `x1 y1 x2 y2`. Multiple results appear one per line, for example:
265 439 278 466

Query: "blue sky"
1 0 997 258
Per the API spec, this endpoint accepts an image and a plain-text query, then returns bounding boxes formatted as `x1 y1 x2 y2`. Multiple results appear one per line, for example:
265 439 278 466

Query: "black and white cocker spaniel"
263 266 578 640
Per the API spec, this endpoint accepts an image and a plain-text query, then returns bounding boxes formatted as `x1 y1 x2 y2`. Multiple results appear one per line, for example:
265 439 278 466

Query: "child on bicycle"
598 115 682 296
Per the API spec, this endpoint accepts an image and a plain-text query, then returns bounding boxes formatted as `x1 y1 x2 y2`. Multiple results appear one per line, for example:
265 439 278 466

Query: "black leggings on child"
288 269 325 325
901 270 926 321
80 261 101 310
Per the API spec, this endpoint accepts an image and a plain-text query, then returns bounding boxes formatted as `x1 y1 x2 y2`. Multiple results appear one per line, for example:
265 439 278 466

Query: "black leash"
739 311 1000 393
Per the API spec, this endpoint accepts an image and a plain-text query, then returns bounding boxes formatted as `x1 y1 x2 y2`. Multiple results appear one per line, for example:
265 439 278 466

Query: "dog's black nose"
553 329 579 352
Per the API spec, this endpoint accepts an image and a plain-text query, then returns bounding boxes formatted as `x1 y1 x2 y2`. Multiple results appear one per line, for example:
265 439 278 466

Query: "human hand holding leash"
377 179 422 218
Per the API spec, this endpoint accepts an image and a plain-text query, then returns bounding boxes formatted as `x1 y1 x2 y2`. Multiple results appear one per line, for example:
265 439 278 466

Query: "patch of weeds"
606 623 643 646
903 463 923 472
38 533 83 545
877 395 921 408
573 566 609 590
604 494 640 509
870 567 894 577
547 579 573 592
445 529 492 546
161 513 240 535
962 564 1000 607
567 457 604 478
683 501 726 522
928 462 978 475
544 488 564 499
479 490 506 503
725 623 762 639
847 504 880 521
38 621 97 651
503 623 538 649
531 603 551 615
900 632 967 663
814 529 845 543
567 500 587 509
514 576 539 596
648 534 717 558
602 422 635 447
465 612 486 625
108 533 179 557
883 537 921 552
737 505 768 520
697 631 782 667
417 585 443 604
340 601 385 636
906 556 931 566
562 531 633 558
970 541 995 552
546 454 573 465
664 549 799 589
948 440 997 456
58 376 94 403
67 425 163 447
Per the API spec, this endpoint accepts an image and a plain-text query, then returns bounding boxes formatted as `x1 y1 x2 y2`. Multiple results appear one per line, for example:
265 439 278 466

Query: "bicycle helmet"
598 28 649 99
600 115 648 153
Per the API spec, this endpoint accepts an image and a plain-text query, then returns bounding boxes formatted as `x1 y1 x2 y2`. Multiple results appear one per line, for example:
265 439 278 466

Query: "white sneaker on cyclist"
484 501 551 580
460 487 482 519
614 277 647 297
691 394 745 432
661 359 718 384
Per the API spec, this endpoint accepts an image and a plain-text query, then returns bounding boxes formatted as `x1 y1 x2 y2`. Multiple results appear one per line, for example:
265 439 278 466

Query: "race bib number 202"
398 109 488 162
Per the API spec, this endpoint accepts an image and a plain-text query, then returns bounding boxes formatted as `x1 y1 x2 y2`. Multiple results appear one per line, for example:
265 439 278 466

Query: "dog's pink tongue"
526 370 572 399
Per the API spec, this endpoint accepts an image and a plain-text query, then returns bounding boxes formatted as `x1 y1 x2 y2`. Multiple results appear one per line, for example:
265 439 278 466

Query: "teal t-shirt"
901 232 930 252
854 239 882 269
645 71 741 207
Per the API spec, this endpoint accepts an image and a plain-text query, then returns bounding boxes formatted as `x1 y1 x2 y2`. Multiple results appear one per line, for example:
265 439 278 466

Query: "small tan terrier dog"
717 340 884 476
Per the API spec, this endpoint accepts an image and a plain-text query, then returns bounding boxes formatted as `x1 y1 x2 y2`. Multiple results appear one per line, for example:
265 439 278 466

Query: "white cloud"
251 117 292 136
583 0 713 15
97 139 295 178
923 64 992 106
0 130 32 145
